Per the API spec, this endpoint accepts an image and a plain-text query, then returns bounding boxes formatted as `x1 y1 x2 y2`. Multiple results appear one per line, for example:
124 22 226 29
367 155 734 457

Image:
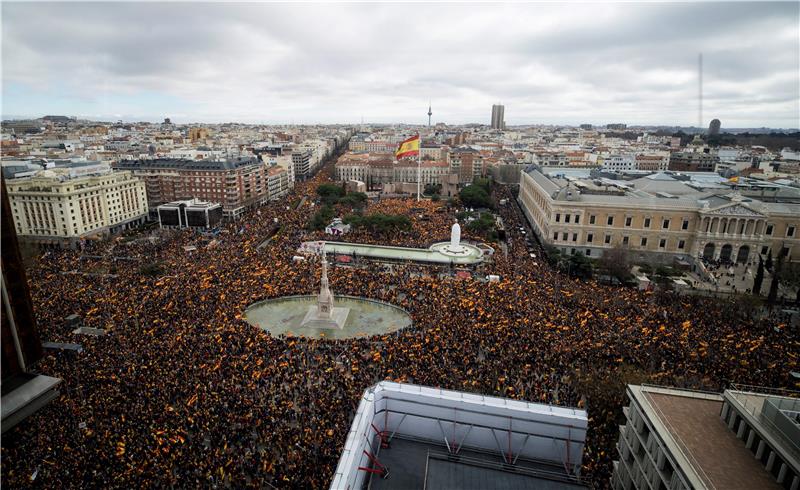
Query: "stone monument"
439 222 471 257
301 254 350 329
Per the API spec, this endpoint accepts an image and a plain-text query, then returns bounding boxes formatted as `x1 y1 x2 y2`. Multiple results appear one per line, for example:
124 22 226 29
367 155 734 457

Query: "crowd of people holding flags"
2 162 797 489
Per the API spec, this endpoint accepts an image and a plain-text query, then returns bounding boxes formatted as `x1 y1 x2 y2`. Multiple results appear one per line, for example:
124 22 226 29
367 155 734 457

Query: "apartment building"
115 156 287 218
612 384 798 490
518 167 800 264
291 149 313 180
6 164 148 248
636 153 670 171
447 147 485 184
669 152 719 172
603 154 636 171
266 165 291 200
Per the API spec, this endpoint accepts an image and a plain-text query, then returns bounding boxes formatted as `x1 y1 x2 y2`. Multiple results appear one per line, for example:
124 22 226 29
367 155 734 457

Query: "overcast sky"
2 2 798 128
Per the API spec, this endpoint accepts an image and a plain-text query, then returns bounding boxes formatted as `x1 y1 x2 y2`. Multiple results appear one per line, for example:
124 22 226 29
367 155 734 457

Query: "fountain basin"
244 295 413 340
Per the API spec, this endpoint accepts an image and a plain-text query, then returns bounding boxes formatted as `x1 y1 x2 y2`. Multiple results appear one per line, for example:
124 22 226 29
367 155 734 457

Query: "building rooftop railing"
728 383 800 399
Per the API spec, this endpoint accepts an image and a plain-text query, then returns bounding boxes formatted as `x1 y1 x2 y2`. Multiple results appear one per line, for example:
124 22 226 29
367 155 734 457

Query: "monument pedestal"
301 306 350 329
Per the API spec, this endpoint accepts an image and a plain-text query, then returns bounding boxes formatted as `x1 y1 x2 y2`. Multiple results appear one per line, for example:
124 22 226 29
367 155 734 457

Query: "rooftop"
331 382 588 490
633 385 782 490
527 166 800 213
116 156 260 171
371 437 588 490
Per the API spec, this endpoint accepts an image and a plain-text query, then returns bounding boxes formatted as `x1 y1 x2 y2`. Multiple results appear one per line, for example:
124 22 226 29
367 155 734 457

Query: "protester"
2 165 796 489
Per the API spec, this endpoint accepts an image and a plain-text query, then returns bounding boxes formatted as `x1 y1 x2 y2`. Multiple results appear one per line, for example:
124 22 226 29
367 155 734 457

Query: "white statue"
317 257 334 319
451 222 461 248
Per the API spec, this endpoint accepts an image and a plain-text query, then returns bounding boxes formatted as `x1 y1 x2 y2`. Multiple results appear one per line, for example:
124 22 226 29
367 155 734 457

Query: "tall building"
709 119 722 136
1 177 62 431
291 149 313 180
612 384 799 490
491 104 505 130
6 164 148 248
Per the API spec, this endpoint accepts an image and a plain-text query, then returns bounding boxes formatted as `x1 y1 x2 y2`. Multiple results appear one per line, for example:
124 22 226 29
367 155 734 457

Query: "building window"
604 234 611 244
662 219 670 229
682 219 689 230
625 216 632 227
575 215 580 224
589 215 596 225
572 233 578 242
555 213 560 222
644 217 651 228
607 216 614 226
788 226 796 237
678 240 685 249
766 224 773 235
565 215 570 224
586 249 591 256
587 233 593 243
562 232 568 241
641 237 648 247
622 236 629 246
659 238 666 248
761 246 769 255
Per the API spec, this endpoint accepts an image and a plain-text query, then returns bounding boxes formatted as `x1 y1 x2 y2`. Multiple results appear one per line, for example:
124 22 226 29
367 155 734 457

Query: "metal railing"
728 384 800 399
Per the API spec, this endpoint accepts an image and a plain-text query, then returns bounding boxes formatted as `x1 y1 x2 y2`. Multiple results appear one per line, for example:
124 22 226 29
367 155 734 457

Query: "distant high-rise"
427 102 432 127
708 118 721 136
491 104 505 129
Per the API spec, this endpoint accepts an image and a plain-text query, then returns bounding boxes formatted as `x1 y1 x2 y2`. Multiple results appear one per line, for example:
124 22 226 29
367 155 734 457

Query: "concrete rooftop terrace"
638 386 781 490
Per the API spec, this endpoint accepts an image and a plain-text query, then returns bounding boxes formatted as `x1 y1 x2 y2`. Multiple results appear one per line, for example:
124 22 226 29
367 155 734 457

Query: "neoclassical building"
518 167 799 264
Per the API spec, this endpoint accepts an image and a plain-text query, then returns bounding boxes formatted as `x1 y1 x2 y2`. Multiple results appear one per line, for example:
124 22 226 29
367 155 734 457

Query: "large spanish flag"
395 135 420 159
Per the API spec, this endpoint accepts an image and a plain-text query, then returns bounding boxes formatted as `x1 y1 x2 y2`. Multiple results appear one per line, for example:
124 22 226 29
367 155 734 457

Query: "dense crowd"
2 163 797 489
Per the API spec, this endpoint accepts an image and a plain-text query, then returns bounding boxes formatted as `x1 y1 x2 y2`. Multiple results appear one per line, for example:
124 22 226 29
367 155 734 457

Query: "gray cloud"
2 2 798 127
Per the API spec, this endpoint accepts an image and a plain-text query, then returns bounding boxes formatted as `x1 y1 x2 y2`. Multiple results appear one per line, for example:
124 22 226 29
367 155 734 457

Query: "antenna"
698 53 703 130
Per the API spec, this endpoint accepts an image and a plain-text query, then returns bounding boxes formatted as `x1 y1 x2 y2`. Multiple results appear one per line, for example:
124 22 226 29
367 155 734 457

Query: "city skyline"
2 2 799 127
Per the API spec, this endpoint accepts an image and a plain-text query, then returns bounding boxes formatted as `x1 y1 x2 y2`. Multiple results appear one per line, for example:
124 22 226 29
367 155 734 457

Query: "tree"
767 254 783 305
765 250 773 272
308 205 335 231
466 213 497 240
472 177 491 194
543 245 562 268
316 183 345 205
459 184 491 209
338 192 367 210
752 256 764 296
597 247 632 283
567 252 593 279
424 183 442 196
344 213 411 234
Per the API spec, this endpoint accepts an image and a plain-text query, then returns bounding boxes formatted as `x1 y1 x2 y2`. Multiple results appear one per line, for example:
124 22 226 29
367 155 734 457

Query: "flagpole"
417 132 421 202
